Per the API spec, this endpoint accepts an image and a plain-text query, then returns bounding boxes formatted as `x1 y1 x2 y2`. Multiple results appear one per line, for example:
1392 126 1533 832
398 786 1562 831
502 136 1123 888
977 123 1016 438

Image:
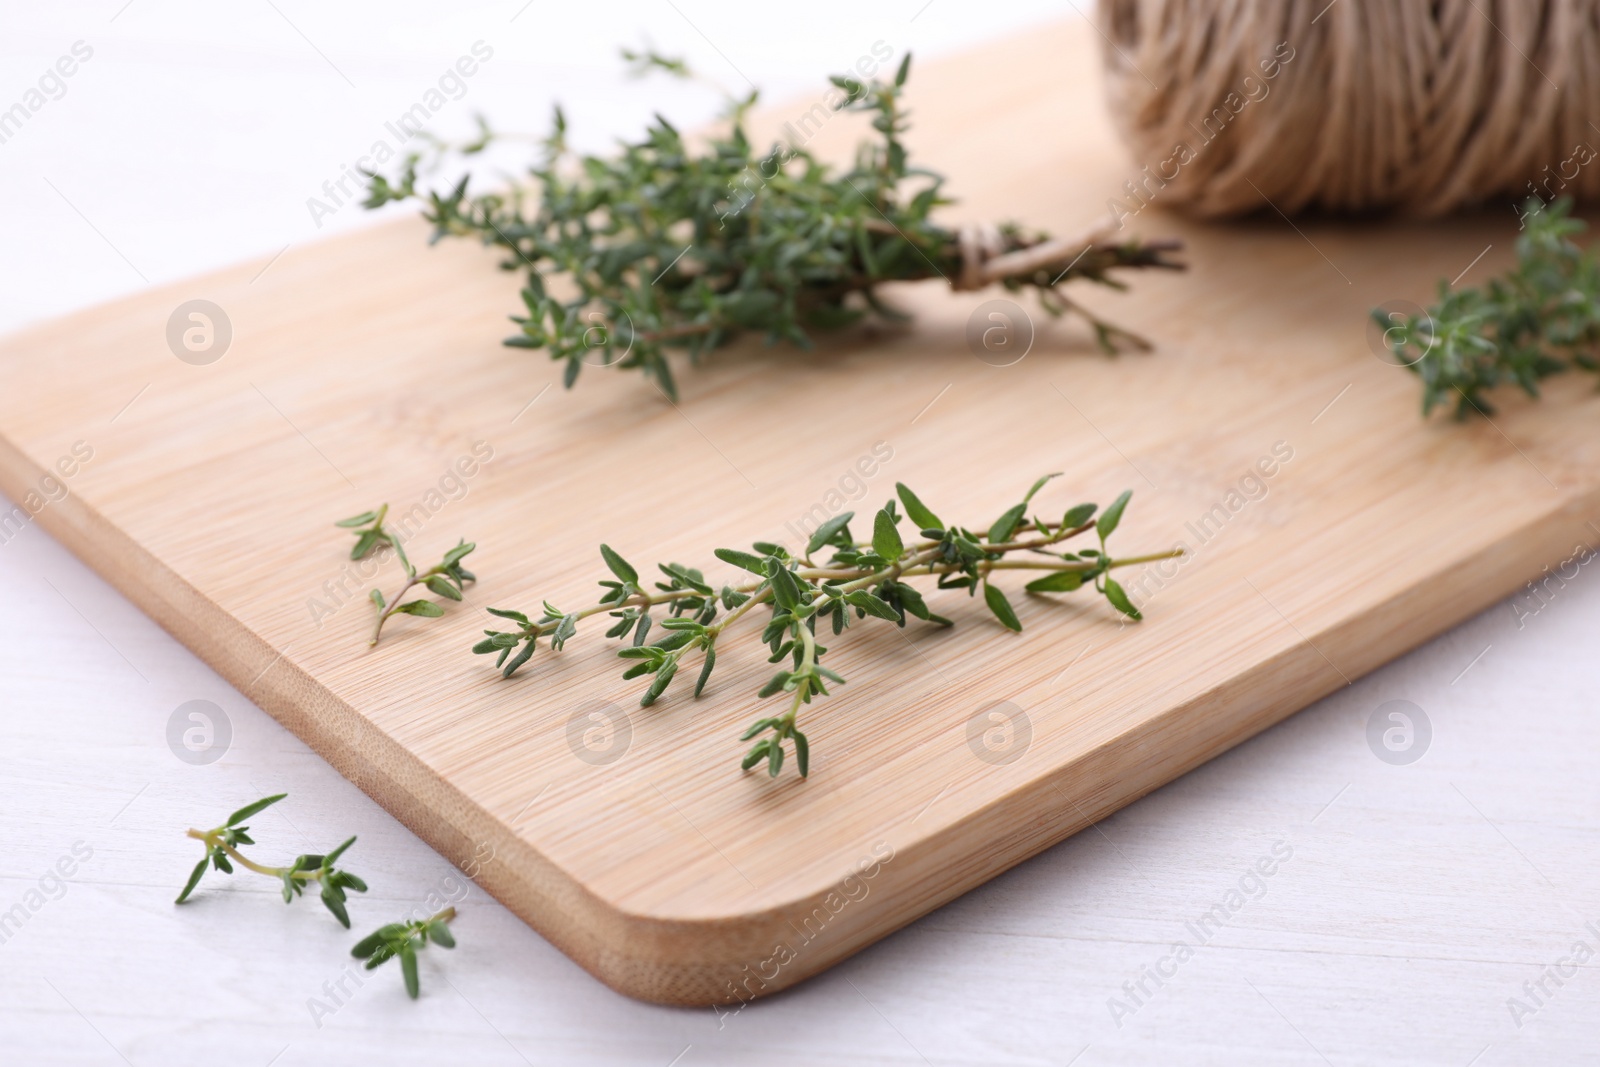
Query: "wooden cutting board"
3 20 1596 1006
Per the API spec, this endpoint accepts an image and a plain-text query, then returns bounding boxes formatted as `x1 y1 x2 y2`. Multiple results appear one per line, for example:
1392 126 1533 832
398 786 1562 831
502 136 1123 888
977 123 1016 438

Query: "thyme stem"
174 794 366 927
472 476 1177 778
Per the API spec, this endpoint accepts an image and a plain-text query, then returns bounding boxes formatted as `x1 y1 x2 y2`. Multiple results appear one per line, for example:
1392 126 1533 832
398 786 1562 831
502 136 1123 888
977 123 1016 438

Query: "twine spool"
1096 0 1600 217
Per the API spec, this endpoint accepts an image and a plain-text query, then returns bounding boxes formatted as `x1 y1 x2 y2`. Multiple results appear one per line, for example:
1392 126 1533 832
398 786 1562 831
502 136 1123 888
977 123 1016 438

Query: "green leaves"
485 607 529 624
364 51 1180 397
1024 570 1084 594
350 923 405 959
983 582 1022 632
990 472 1061 543
1103 577 1141 620
1023 472 1062 504
695 644 717 696
340 504 479 645
715 547 768 574
474 606 544 677
765 558 801 610
426 917 455 948
339 506 393 561
177 797 455 1006
659 562 711 594
805 512 854 556
896 483 942 531
500 638 537 677
740 715 809 778
741 738 775 772
226 793 285 827
600 543 639 585
293 835 366 928
424 576 462 601
176 795 365 926
335 509 381 528
987 504 1027 545
176 856 209 905
845 590 901 621
352 907 458 999
401 944 419 998
465 476 1172 779
1097 490 1132 542
872 508 904 561
640 656 679 707
1062 503 1097 530
1381 197 1600 418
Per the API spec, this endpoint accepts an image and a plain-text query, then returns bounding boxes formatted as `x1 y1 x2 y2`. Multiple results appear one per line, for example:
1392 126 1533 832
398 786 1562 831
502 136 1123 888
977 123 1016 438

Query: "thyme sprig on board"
1376 197 1600 417
364 53 1183 399
473 476 1179 778
352 908 457 999
174 794 367 927
337 505 477 645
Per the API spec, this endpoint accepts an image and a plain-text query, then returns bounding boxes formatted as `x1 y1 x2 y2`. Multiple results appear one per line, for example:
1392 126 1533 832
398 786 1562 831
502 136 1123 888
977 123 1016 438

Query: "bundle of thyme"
473 476 1178 777
364 53 1183 398
1376 198 1600 417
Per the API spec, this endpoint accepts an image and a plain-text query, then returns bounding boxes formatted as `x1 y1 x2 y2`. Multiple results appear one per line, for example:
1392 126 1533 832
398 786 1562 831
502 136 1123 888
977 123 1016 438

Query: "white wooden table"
3 3 1596 1064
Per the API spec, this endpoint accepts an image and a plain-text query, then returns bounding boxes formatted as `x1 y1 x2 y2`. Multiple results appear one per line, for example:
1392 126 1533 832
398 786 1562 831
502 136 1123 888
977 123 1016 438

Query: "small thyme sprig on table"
1375 197 1600 418
175 794 368 927
473 475 1179 778
351 907 458 999
364 53 1183 399
336 505 477 645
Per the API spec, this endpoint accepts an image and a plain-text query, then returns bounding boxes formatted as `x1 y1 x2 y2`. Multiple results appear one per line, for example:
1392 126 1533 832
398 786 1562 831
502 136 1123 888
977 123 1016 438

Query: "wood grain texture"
0 20 1596 1006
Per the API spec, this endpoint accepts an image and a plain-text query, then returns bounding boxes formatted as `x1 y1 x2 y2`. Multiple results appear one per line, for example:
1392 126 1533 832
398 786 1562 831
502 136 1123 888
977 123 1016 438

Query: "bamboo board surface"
2 21 1597 1006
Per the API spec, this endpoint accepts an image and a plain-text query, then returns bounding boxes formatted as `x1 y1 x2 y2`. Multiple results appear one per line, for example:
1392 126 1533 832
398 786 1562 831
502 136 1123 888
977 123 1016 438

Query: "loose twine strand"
1096 0 1600 216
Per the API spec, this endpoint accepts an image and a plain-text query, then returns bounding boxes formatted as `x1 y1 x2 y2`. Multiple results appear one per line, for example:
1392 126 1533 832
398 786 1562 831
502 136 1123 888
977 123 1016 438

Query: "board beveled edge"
4 407 1596 1005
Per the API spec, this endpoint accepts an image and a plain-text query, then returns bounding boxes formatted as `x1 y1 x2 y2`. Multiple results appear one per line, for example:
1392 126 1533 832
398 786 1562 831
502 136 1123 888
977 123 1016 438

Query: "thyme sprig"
175 794 368 927
474 476 1179 777
352 908 457 999
337 505 477 645
1376 197 1600 417
364 53 1183 399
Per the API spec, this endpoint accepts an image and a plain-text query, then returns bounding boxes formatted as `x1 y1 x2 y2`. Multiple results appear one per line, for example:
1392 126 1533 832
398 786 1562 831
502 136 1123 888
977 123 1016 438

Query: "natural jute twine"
1097 0 1600 216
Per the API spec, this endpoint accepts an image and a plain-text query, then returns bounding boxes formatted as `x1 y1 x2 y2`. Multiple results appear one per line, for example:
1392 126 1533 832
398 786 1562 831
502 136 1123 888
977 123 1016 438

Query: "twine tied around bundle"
952 221 1179 290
